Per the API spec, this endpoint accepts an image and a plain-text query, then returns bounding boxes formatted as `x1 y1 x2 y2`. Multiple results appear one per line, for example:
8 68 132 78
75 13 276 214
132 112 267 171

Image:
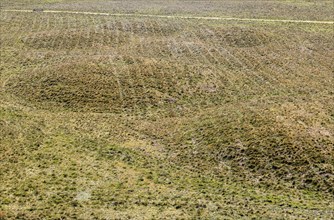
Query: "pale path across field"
2 9 334 24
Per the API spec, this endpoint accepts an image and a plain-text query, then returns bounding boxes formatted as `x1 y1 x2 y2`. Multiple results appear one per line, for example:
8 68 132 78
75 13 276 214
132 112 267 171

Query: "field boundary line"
2 9 334 24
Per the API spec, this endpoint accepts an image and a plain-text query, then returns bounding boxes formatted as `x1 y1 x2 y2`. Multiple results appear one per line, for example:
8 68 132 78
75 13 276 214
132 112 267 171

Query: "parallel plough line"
2 9 334 24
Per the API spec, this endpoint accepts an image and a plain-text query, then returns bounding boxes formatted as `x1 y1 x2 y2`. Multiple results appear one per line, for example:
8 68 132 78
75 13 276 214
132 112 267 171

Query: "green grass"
1 1 334 219
1 105 333 219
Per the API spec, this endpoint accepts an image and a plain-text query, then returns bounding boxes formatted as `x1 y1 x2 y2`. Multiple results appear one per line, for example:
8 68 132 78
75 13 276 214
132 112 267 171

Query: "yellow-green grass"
1 4 334 219
1 0 333 21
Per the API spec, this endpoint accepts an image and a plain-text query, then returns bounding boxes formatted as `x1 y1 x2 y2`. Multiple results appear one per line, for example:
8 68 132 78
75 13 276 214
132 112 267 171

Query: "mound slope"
5 57 229 112
168 102 334 193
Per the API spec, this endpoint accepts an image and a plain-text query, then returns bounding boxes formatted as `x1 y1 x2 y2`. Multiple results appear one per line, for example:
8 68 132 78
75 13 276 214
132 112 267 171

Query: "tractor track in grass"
2 9 334 24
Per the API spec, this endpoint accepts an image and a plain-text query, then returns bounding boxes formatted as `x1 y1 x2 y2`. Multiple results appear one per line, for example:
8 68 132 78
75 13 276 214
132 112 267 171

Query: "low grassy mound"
222 27 272 47
196 27 273 48
21 20 182 50
99 20 182 36
22 29 129 50
5 57 229 113
2 106 333 219
167 101 334 193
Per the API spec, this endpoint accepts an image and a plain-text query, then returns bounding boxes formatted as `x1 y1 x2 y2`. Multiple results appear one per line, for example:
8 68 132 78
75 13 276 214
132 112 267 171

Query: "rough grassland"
1 1 334 219
1 0 334 20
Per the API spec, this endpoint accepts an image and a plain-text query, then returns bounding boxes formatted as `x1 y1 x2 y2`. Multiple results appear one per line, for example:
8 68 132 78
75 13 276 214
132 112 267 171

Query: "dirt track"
3 9 334 24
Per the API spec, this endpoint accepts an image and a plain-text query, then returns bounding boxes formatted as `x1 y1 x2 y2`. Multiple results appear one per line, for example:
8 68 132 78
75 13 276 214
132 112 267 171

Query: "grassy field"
1 0 334 20
1 0 334 219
